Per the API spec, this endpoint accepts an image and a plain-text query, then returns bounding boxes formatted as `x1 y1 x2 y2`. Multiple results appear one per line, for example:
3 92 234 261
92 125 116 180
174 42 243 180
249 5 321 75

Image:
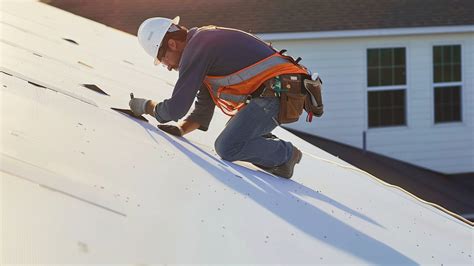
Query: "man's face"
157 39 183 71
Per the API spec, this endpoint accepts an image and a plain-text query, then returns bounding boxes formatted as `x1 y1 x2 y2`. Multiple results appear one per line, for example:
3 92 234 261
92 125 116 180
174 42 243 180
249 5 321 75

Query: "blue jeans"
214 97 294 167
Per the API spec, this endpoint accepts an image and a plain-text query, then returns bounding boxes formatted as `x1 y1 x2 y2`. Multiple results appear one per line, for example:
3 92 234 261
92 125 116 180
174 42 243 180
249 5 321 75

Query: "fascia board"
256 25 474 41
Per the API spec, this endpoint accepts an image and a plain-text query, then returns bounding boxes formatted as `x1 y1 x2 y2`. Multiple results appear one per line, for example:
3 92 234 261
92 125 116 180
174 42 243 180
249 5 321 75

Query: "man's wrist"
178 126 185 136
146 100 158 116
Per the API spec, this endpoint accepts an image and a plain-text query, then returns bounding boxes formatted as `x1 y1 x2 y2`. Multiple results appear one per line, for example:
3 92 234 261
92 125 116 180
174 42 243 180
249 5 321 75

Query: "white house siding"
267 32 473 174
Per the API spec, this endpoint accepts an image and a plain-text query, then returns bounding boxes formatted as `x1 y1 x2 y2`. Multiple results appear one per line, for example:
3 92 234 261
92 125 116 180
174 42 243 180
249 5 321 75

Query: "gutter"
256 25 474 41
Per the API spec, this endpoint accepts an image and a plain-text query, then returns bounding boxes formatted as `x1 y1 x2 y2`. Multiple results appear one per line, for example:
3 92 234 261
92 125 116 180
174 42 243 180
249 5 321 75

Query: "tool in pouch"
272 76 286 97
303 73 324 122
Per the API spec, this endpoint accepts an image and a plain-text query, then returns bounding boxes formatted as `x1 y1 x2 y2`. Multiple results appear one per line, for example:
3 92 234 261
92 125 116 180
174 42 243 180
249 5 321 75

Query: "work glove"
157 124 183 137
129 98 149 116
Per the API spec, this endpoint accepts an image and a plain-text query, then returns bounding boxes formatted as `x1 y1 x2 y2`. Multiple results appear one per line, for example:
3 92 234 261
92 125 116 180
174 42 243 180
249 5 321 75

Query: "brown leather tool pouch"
277 74 306 124
303 77 324 117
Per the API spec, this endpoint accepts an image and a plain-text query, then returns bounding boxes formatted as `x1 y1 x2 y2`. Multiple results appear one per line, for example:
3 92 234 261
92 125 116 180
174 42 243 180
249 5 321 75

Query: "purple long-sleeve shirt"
154 26 275 130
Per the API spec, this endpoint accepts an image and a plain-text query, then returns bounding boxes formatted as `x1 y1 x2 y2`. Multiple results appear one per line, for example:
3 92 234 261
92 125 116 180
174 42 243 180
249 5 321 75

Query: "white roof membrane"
1 1 472 264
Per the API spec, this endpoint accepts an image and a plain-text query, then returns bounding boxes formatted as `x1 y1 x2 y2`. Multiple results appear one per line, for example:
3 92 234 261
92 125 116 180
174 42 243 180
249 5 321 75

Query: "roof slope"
43 0 474 34
289 130 474 219
1 1 472 264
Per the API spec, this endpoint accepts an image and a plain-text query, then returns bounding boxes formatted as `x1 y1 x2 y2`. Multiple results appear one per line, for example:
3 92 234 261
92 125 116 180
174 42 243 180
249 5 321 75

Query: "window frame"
431 43 463 125
367 47 406 87
367 89 407 128
365 46 409 130
433 85 462 123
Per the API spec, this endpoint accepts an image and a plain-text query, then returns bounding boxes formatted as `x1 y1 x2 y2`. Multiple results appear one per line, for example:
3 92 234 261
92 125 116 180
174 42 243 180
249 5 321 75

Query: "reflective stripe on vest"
218 92 248 103
206 55 289 101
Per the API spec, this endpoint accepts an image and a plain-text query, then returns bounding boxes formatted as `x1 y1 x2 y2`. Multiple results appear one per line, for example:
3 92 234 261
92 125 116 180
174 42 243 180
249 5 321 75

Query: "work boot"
270 146 302 179
255 146 302 179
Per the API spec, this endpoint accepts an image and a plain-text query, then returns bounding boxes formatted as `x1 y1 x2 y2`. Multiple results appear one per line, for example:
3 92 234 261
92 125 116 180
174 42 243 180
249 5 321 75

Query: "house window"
367 48 406 86
434 86 461 122
433 45 462 123
367 48 406 128
368 90 406 127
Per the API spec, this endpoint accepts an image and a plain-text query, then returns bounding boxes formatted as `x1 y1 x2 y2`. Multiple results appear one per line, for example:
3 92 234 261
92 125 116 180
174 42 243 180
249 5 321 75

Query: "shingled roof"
44 0 474 35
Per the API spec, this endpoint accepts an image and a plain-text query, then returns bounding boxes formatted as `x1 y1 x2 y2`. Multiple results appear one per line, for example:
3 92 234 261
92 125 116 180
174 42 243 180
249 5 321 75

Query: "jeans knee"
214 135 242 161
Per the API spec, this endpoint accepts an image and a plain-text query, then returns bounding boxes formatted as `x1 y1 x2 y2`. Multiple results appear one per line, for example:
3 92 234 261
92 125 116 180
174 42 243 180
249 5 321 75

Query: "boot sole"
255 148 303 179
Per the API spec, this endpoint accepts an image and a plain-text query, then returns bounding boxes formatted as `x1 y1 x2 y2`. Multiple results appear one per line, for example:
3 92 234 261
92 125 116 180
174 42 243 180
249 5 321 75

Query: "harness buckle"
245 95 252 104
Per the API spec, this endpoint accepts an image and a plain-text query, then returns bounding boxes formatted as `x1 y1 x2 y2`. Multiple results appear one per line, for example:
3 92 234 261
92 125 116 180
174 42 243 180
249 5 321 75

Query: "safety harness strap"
206 55 289 96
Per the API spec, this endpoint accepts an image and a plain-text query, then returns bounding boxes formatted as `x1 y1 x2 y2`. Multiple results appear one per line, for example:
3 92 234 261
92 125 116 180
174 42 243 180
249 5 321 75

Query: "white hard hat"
137 16 180 65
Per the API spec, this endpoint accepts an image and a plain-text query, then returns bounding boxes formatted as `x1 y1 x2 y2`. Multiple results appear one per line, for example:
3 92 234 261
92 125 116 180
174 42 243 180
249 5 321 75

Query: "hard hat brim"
172 16 180 25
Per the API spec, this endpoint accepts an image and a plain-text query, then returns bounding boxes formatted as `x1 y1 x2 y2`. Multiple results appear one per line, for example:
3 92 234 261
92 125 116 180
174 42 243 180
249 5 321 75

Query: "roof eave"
256 25 474 41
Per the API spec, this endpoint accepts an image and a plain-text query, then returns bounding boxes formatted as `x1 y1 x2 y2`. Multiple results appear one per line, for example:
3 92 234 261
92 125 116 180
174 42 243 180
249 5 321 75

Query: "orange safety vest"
203 53 309 116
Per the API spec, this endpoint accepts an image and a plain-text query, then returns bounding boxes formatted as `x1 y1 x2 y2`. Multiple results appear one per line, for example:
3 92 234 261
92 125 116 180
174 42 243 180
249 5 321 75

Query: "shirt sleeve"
183 84 216 131
154 38 214 123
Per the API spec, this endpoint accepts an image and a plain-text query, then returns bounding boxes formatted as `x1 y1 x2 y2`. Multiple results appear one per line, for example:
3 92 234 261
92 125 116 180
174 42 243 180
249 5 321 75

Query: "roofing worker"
129 17 323 179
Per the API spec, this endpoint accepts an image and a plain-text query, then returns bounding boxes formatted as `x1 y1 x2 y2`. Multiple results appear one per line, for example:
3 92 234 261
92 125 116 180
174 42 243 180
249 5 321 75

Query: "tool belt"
249 74 324 124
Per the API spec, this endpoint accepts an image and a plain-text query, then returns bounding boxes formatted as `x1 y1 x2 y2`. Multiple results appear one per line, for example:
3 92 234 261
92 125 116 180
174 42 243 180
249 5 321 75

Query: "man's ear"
168 39 177 51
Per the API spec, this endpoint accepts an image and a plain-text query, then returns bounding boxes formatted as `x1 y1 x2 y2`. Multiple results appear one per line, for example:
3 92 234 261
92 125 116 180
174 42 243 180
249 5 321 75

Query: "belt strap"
248 78 278 100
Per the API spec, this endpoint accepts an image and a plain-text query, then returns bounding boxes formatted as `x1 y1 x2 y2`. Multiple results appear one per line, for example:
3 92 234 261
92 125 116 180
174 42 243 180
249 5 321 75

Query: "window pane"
368 91 380 127
434 86 461 123
380 108 392 126
444 102 453 121
393 107 405 125
380 49 392 66
435 88 443 108
368 90 405 128
433 45 462 83
368 68 379 87
435 105 442 122
380 68 393 86
452 86 460 101
452 103 461 121
394 66 406 85
443 64 452 82
368 109 380 127
453 45 461 63
367 48 406 87
433 46 442 64
443 46 451 63
367 49 379 67
453 64 461 81
368 90 379 106
434 65 443 83
443 87 452 103
381 92 392 106
393 90 405 106
394 48 405 65
452 88 461 121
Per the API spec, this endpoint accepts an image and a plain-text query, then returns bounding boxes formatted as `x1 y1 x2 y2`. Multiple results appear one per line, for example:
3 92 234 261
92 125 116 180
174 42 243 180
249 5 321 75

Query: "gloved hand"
157 124 184 137
129 97 150 116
